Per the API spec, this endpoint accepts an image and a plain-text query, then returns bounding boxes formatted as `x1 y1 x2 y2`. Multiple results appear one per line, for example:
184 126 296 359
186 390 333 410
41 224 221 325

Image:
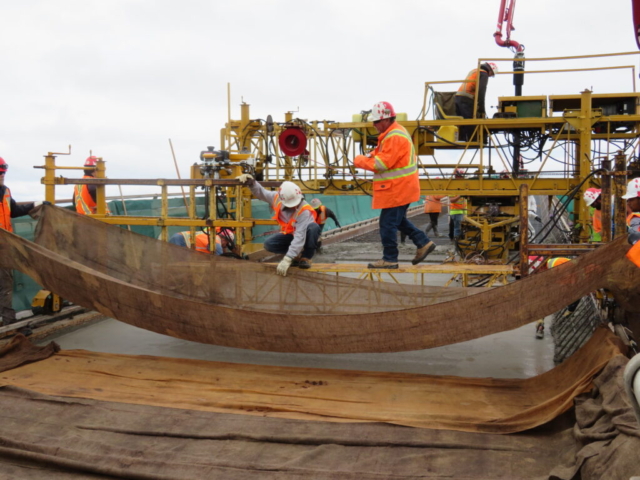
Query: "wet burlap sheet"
0 334 59 373
1 205 639 353
0 328 625 434
0 386 577 480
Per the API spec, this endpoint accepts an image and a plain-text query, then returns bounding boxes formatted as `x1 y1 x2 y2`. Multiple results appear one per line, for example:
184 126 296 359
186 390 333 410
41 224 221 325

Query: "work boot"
298 258 312 269
412 241 436 265
535 320 544 339
368 259 399 269
291 255 302 267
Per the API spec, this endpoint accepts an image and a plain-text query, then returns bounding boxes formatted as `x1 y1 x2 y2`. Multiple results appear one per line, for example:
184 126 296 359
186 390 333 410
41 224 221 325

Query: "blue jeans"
379 205 430 262
450 214 464 238
264 223 321 259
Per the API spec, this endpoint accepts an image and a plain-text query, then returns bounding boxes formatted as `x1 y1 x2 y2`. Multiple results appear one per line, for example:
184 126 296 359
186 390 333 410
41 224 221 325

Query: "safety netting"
0 205 638 353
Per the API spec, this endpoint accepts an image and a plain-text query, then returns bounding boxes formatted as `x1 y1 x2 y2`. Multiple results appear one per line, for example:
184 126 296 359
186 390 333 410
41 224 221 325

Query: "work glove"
236 173 254 185
276 256 293 277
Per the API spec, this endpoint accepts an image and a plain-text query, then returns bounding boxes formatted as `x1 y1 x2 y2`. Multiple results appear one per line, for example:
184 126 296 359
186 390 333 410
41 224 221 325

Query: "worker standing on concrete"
583 188 603 242
423 194 445 237
534 257 579 339
455 62 498 141
0 157 47 328
623 178 640 267
354 101 435 269
73 156 110 215
236 175 320 275
448 195 467 240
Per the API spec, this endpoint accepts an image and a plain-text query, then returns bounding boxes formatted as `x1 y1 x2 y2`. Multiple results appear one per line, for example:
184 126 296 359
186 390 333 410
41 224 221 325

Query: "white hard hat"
310 198 322 208
484 62 499 76
278 181 303 207
583 188 601 207
369 101 396 122
218 228 235 242
622 177 640 199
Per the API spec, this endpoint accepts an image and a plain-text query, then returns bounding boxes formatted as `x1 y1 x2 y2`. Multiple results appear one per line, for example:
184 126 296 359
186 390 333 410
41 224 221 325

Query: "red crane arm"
494 0 523 52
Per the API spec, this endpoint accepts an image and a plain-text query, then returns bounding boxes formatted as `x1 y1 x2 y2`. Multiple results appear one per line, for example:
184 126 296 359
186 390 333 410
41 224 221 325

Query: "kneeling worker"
169 228 234 255
310 199 341 232
236 174 320 276
354 101 435 269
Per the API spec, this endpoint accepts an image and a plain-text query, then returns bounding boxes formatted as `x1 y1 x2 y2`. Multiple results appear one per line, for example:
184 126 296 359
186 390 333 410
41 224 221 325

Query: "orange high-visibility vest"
449 198 467 214
627 212 640 229
547 257 570 269
592 208 602 234
423 195 444 213
353 121 420 209
0 187 12 232
627 240 640 268
74 176 110 215
457 69 481 99
315 205 327 225
272 194 317 234
179 231 215 253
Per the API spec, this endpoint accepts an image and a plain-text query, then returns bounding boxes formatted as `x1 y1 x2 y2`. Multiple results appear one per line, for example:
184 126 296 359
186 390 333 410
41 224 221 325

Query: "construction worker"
309 199 341 232
455 62 498 141
623 178 640 267
235 175 320 276
353 101 435 269
583 188 603 242
73 156 110 215
0 157 48 329
423 193 445 237
168 229 234 255
448 195 467 240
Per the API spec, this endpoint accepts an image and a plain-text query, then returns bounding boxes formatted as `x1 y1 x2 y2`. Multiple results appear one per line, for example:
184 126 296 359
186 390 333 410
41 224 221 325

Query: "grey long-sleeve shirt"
629 214 640 245
250 182 314 259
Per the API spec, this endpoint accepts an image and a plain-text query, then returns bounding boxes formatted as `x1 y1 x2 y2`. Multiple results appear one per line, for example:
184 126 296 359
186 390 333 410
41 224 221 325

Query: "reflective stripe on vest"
450 198 467 214
371 128 418 182
0 187 12 232
74 176 96 215
272 194 317 234
315 205 327 225
547 257 570 269
456 69 479 99
627 212 640 228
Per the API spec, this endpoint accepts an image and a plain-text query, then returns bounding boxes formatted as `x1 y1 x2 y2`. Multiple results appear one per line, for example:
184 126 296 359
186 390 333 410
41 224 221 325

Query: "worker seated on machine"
168 228 234 255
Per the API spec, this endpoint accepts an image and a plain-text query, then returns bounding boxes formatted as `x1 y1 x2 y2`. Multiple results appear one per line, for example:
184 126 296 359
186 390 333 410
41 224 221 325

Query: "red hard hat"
0 157 7 171
369 101 396 122
84 156 99 167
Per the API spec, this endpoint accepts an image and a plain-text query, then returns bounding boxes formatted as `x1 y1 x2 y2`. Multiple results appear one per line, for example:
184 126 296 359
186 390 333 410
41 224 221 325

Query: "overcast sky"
2 0 638 200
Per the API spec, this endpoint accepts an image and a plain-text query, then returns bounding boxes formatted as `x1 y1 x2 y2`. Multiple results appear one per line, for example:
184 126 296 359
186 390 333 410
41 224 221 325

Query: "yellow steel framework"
39 52 638 267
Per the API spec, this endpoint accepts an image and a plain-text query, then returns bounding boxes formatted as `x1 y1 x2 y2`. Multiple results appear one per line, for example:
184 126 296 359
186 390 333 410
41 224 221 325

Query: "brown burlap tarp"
0 337 637 478
0 205 638 353
0 334 59 372
0 327 626 434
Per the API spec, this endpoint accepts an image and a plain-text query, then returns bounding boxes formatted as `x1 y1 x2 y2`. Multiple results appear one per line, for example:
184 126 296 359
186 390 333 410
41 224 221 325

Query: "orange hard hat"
84 156 99 167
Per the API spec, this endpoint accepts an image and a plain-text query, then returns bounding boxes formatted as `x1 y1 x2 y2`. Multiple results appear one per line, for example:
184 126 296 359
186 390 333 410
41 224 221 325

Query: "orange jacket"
179 231 221 253
423 195 444 213
353 121 420 209
272 194 317 234
592 208 602 233
0 186 12 232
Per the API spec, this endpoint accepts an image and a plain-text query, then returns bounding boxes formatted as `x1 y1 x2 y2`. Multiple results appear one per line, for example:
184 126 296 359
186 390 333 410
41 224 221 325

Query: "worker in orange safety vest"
0 157 48 330
73 156 111 215
353 101 435 269
623 178 640 267
455 62 498 141
235 175 320 276
168 228 235 255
